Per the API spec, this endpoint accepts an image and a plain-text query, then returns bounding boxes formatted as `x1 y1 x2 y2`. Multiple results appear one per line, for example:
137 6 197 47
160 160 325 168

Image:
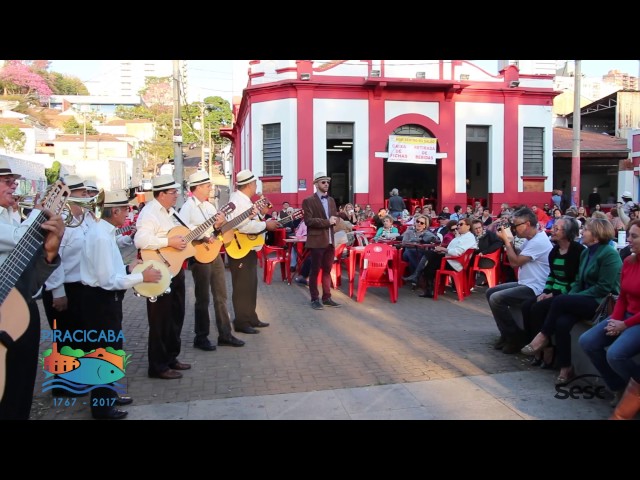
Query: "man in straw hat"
301 171 341 310
226 169 279 334
80 189 163 419
134 174 192 380
180 170 244 350
41 175 93 397
0 157 65 419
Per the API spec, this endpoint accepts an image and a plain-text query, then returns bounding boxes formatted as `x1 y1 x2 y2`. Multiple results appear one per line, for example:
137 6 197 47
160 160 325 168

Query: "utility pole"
172 60 184 208
571 60 581 208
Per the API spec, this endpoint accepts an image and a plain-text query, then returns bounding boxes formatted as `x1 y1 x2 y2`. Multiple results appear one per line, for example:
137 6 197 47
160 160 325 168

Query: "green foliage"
181 96 232 147
62 117 98 135
45 160 61 185
0 125 26 153
47 72 89 95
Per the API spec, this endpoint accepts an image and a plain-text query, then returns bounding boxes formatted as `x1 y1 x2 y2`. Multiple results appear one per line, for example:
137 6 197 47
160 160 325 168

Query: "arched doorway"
383 124 438 206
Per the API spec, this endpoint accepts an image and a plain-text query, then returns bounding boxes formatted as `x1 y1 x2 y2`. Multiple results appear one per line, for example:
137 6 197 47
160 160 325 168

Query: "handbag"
589 293 618 326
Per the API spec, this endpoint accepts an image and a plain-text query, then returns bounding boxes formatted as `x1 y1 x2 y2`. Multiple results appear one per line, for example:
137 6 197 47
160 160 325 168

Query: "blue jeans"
402 247 424 272
579 315 640 392
486 282 536 338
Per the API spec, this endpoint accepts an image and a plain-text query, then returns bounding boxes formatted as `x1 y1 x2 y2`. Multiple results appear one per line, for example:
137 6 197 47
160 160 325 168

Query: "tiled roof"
553 127 628 156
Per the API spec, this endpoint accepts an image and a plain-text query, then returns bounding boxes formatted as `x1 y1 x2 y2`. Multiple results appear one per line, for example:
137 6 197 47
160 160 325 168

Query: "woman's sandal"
555 367 575 385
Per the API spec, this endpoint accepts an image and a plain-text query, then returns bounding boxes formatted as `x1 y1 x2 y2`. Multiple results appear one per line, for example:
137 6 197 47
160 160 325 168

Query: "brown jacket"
302 192 338 249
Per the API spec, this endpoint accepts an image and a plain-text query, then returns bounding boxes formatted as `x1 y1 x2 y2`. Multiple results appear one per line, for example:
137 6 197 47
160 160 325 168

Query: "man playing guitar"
134 174 192 380
226 170 279 334
0 158 65 419
179 171 244 350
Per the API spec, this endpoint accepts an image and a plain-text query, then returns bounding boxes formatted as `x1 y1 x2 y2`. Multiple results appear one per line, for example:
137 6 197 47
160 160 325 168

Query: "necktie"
321 195 328 200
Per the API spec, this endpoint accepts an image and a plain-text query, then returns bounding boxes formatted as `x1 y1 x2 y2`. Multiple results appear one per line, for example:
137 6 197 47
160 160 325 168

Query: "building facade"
222 60 559 214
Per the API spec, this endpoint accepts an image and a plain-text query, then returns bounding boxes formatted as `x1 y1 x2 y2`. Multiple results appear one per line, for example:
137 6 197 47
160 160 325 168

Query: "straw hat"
188 170 210 187
0 158 20 179
152 174 180 191
313 171 330 183
64 175 86 191
103 190 129 208
236 169 256 186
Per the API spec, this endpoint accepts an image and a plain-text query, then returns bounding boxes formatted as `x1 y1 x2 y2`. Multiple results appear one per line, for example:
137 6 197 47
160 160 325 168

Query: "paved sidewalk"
30 267 614 420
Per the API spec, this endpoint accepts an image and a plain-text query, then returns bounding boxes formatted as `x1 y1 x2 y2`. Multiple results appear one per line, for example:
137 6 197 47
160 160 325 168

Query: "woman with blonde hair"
522 217 622 385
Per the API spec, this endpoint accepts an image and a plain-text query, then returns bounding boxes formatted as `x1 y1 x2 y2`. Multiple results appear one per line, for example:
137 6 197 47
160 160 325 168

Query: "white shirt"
44 212 90 297
227 189 266 251
446 231 477 271
134 198 184 250
179 196 218 238
0 205 36 264
518 231 553 295
81 219 143 291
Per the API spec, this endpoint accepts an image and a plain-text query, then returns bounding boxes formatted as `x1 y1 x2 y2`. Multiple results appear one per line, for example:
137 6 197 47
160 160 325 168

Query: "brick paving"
30 264 537 420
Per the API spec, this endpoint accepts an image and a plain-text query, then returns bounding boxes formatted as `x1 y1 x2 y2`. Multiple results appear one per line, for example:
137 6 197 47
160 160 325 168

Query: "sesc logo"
554 374 607 400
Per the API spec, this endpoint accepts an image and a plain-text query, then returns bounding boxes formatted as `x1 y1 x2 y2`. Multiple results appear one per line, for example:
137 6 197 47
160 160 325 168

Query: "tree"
181 96 232 147
0 60 52 101
45 160 61 185
62 117 98 135
0 125 26 153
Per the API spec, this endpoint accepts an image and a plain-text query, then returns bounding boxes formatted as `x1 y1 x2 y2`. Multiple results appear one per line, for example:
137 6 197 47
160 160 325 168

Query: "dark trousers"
191 255 232 342
521 296 555 342
147 269 185 375
308 245 335 302
540 294 599 368
81 286 125 418
0 300 40 420
228 250 259 329
422 250 448 286
43 282 86 350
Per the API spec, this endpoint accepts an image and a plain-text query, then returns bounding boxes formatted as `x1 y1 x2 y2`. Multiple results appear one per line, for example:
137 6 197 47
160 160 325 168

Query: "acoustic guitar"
192 197 272 264
0 181 71 401
224 202 303 260
140 202 236 276
116 224 135 236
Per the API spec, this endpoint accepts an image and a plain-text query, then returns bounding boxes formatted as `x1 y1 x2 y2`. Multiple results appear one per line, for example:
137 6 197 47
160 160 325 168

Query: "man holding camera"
485 207 552 354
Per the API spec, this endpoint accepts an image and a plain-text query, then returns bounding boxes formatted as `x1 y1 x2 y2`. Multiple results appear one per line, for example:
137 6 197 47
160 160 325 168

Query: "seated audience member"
480 208 494 227
470 219 503 286
464 205 475 220
362 204 375 221
439 220 458 247
373 208 388 229
373 215 399 241
520 216 584 368
591 204 602 217
422 204 437 221
342 203 358 225
401 215 439 284
450 205 463 221
579 218 640 418
419 218 476 298
576 206 588 226
486 207 553 354
522 218 622 384
438 206 451 220
531 205 550 227
545 208 562 230
607 205 626 231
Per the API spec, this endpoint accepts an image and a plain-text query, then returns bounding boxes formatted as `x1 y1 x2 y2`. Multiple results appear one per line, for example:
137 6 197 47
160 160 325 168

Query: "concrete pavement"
30 261 615 420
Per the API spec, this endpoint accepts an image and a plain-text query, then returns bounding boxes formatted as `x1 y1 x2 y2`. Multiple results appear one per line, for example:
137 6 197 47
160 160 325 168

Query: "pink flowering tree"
0 60 52 102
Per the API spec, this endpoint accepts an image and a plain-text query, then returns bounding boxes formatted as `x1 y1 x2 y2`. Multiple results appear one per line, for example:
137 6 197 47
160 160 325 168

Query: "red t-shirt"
611 257 640 327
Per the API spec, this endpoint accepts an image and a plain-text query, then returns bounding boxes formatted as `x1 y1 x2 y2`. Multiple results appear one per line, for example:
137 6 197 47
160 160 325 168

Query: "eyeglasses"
511 222 527 228
450 226 458 230
0 177 17 186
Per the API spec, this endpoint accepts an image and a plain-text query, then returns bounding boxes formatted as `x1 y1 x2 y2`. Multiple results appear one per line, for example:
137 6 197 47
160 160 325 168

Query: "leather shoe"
254 321 270 328
115 395 133 406
93 408 128 420
322 298 341 308
170 361 191 370
218 335 245 347
235 325 260 334
194 340 217 351
149 369 183 380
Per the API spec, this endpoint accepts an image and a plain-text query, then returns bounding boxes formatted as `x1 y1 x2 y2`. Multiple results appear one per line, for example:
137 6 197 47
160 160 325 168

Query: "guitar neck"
0 211 47 304
116 225 133 236
219 199 270 236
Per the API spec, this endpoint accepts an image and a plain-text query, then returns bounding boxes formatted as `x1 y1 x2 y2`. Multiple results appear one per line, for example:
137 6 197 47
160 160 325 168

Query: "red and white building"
222 60 559 213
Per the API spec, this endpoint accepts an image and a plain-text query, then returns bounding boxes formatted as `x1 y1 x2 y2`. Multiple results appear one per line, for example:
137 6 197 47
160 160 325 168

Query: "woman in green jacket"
521 218 622 385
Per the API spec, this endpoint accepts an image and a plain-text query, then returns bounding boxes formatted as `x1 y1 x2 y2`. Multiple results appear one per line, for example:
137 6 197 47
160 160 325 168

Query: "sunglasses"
416 221 426 225
319 181 330 184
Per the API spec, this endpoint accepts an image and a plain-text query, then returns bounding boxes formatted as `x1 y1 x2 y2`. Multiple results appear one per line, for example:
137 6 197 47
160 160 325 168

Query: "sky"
47 60 640 105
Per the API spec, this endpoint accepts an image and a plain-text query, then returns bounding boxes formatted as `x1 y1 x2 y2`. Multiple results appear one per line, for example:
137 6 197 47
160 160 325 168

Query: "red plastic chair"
262 245 288 284
356 243 398 303
273 228 287 247
433 248 475 301
467 249 502 289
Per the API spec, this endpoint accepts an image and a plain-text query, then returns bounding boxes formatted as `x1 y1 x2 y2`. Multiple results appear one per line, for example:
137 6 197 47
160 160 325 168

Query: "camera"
496 222 510 233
